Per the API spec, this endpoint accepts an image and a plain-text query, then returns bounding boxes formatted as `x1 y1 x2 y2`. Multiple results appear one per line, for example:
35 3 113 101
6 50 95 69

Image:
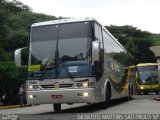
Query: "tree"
0 60 27 105
0 0 8 48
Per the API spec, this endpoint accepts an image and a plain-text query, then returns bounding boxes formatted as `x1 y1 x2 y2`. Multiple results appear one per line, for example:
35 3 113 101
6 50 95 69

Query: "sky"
17 0 160 34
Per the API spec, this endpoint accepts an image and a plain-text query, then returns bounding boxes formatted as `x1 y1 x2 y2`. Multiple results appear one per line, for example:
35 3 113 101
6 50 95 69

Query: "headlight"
27 85 39 90
82 82 88 87
83 92 88 97
27 80 39 90
140 86 144 89
75 80 89 88
28 94 37 99
77 82 88 88
29 85 33 89
74 80 96 88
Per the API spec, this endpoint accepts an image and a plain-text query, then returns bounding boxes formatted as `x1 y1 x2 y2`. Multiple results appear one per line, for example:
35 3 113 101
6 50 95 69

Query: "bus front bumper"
138 85 160 93
27 88 96 105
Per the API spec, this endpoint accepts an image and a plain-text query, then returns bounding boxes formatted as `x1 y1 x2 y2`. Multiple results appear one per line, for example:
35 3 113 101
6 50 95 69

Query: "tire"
136 89 141 95
53 104 61 111
137 91 141 95
156 91 159 95
144 92 148 95
124 84 132 101
99 87 110 109
128 84 133 100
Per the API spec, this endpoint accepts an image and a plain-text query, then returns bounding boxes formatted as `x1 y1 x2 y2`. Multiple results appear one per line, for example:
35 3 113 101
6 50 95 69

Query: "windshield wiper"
40 43 60 80
85 43 92 60
40 59 55 80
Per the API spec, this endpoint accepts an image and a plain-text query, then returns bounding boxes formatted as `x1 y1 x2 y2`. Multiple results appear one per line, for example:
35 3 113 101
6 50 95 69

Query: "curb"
154 96 160 101
0 105 20 110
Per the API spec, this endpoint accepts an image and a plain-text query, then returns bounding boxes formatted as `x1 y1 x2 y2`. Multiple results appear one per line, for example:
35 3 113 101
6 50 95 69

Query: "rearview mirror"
15 47 28 67
92 41 100 63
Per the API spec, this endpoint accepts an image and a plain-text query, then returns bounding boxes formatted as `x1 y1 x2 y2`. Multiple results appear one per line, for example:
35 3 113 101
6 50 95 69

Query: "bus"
15 18 134 111
135 63 160 95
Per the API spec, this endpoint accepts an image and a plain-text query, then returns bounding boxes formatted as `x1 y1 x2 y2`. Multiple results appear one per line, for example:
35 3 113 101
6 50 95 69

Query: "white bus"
15 18 134 111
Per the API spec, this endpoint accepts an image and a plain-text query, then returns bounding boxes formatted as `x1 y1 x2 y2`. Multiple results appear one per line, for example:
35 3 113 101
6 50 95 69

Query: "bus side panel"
103 54 129 100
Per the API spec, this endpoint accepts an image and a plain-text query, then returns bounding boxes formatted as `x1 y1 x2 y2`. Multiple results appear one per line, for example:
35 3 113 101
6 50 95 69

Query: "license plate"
51 95 63 99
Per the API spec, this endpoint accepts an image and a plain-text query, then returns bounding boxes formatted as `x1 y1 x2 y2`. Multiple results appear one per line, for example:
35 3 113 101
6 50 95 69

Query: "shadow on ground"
38 97 133 115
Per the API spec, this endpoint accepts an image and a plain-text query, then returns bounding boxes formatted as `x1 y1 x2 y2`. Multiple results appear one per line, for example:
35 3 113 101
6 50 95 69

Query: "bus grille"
41 83 73 88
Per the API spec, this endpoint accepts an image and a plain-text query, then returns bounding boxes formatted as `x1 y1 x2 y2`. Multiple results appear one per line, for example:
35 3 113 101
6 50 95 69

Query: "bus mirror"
15 47 28 67
92 41 100 63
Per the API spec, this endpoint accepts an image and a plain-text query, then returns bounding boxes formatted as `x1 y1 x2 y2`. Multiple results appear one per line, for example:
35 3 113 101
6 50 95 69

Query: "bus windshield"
138 65 158 84
28 22 92 79
59 22 92 61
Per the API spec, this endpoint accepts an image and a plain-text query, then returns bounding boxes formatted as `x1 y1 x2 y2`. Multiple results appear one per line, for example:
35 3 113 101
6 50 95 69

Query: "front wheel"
53 104 61 111
99 87 110 109
144 91 148 95
137 91 141 95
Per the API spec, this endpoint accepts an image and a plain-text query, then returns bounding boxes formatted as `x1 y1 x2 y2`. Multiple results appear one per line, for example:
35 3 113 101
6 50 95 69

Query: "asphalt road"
0 95 160 120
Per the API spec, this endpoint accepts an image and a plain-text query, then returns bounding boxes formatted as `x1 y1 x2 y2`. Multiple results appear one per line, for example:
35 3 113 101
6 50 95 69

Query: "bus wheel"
156 91 159 95
144 92 148 95
137 92 141 95
99 87 110 109
53 104 61 111
128 84 133 100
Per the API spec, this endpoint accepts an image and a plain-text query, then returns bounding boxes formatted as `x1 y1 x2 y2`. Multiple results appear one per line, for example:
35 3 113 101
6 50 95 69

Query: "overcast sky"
17 0 160 34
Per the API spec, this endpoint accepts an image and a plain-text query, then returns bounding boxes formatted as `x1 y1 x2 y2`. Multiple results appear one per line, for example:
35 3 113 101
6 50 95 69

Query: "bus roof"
124 65 135 70
31 18 100 27
129 65 135 68
136 63 157 67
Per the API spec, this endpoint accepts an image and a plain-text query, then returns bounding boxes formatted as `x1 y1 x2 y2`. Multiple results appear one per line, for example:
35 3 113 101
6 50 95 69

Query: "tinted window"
103 30 134 66
138 65 158 84
103 30 113 53
59 22 92 39
58 22 92 60
31 25 58 42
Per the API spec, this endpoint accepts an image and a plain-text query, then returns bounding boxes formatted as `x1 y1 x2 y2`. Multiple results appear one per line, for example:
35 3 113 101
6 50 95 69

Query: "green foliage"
5 29 29 51
0 48 24 105
0 0 8 48
4 0 31 14
149 34 160 45
8 11 56 32
0 48 10 61
0 60 27 105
